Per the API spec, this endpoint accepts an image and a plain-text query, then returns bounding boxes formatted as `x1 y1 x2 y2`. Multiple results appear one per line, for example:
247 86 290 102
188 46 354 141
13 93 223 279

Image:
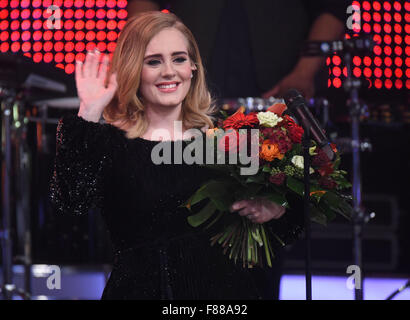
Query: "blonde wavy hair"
103 11 216 139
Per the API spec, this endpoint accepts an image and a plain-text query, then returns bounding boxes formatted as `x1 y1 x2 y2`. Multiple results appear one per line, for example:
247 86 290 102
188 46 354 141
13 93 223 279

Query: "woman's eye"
174 57 187 63
147 60 161 66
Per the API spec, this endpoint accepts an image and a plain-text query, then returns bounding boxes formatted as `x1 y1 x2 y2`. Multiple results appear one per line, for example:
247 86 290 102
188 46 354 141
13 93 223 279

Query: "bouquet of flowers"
183 103 352 268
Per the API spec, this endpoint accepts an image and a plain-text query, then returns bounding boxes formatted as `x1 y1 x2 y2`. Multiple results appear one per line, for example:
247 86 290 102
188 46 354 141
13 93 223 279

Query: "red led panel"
329 1 408 90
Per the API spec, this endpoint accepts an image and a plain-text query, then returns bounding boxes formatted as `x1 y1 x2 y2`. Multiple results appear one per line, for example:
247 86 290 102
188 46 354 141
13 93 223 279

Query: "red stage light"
64 0 74 7
374 79 383 89
75 31 85 41
363 12 371 22
384 68 392 78
43 0 52 8
54 0 63 6
10 0 19 8
11 42 20 52
53 30 63 40
65 53 75 63
363 23 371 33
107 0 116 8
64 31 75 41
54 52 64 63
0 0 8 8
384 46 392 56
118 0 127 8
107 41 116 52
384 24 392 34
405 35 410 45
107 31 117 41
395 79 402 89
85 0 95 8
74 0 85 8
353 56 361 66
0 31 8 41
343 67 347 77
76 52 85 62
85 20 95 30
10 9 19 19
32 8 42 19
394 35 402 44
327 79 331 88
21 9 30 19
373 34 382 44
56 64 64 69
383 12 392 23
373 24 382 33
10 20 19 30
33 20 42 30
406 69 410 78
96 9 106 18
54 42 64 52
43 30 53 41
65 20 75 30
363 67 372 77
393 1 401 11
395 57 403 67
65 42 75 52
33 42 42 51
353 67 361 77
86 42 96 51
394 46 402 56
107 20 117 30
97 31 106 41
22 42 31 52
374 67 382 78
406 13 410 23
362 1 371 11
373 12 381 22
332 56 341 66
96 20 106 30
405 58 410 67
384 57 392 67
75 9 85 19
21 31 30 41
117 9 127 19
385 79 392 89
75 42 85 52
85 9 95 19
44 41 53 52
0 42 9 53
383 35 392 45
107 9 116 19
33 52 42 63
74 20 84 30
65 64 75 74
405 24 410 34
33 31 42 41
363 56 372 66
395 68 403 78
373 1 381 11
407 80 410 90
406 46 410 56
394 24 402 33
96 0 105 8
118 20 126 30
405 2 410 11
97 42 106 52
326 57 331 66
86 31 96 41
333 78 342 88
332 66 341 77
394 13 402 22
383 1 391 11
0 9 8 19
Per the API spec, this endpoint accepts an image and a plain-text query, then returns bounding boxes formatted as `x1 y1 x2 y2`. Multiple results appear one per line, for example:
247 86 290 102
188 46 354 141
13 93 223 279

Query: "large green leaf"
286 176 304 196
187 201 217 227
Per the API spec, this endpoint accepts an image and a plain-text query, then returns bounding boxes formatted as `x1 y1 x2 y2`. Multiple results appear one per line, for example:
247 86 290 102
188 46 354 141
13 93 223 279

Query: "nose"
161 60 176 78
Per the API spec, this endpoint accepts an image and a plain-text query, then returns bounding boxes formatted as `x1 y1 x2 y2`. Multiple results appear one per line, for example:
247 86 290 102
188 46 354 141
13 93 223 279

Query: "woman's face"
139 27 196 110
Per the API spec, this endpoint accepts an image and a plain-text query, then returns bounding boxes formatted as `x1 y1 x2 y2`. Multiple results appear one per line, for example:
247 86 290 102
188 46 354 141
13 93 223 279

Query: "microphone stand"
302 127 312 300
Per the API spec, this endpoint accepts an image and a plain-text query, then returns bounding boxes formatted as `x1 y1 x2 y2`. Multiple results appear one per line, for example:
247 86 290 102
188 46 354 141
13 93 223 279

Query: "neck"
143 103 186 140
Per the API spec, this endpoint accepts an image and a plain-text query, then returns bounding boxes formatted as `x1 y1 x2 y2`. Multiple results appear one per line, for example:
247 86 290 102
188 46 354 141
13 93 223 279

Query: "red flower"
312 148 331 167
223 112 259 129
218 130 247 153
269 172 286 185
267 103 287 116
318 162 334 177
268 128 293 154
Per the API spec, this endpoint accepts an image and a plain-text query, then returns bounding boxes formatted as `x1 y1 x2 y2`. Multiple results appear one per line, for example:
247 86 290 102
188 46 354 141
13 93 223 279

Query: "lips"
156 81 180 93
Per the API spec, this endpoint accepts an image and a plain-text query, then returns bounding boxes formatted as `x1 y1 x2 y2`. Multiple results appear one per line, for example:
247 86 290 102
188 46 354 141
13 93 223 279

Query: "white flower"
291 155 314 174
257 111 283 127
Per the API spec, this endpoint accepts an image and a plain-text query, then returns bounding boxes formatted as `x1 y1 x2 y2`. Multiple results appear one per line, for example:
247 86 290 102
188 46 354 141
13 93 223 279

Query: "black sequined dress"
50 114 267 300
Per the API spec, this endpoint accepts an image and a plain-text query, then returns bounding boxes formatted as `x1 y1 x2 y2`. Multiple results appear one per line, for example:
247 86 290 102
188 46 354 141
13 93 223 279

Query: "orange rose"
260 141 284 162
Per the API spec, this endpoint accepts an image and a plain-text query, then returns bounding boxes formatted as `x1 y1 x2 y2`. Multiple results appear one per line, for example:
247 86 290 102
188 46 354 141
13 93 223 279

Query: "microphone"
284 89 335 161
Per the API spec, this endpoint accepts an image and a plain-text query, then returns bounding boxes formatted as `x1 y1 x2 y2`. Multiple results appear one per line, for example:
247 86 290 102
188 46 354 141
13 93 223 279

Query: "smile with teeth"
158 83 178 89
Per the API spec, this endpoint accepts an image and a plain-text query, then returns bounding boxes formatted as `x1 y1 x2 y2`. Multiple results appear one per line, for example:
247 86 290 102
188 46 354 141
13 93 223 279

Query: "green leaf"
187 201 217 227
309 205 328 226
251 225 263 247
260 226 272 267
286 176 304 196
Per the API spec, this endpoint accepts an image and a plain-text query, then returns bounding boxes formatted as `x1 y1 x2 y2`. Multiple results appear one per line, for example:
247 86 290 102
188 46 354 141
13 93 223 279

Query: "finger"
83 50 95 78
75 60 83 83
107 72 118 91
90 48 101 78
98 54 109 83
230 200 250 212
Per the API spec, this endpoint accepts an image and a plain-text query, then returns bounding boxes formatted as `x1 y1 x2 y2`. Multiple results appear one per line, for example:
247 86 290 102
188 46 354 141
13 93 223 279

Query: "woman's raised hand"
76 48 118 122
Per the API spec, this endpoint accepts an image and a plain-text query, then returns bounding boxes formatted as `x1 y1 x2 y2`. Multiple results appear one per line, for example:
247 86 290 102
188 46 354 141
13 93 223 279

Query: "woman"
50 11 286 299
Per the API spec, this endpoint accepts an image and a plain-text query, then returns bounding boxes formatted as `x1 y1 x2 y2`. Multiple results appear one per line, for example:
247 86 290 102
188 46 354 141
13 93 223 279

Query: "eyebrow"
144 51 188 59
